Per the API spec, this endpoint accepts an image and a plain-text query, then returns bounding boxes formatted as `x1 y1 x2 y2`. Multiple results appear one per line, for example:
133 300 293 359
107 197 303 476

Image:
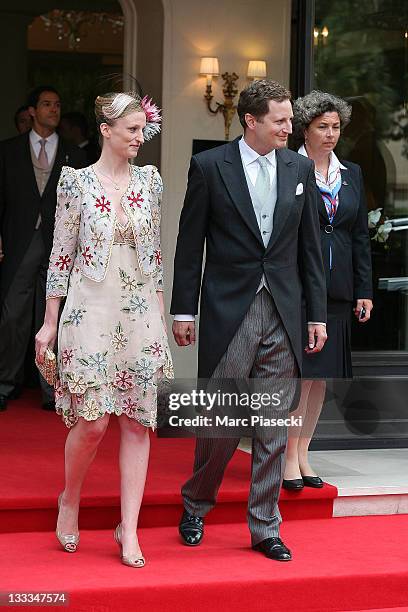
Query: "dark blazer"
171 137 327 379
0 132 86 303
318 161 373 302
80 137 100 165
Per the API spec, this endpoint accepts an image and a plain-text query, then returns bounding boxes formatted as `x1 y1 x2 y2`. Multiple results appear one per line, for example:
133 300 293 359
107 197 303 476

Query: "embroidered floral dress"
46 164 173 429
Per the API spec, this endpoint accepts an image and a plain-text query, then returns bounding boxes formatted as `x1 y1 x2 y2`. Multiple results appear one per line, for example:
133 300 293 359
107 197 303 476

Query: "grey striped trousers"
182 289 298 544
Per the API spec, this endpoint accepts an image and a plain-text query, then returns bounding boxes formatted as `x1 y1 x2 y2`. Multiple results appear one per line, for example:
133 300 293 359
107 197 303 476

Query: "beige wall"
130 0 164 170
159 0 292 377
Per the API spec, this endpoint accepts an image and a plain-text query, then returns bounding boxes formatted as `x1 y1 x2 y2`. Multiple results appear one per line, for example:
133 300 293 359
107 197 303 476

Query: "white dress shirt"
298 144 347 180
29 129 58 162
239 136 276 187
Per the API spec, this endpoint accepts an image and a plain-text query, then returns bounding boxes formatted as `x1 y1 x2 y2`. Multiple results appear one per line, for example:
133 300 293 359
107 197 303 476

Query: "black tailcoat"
171 138 327 378
0 132 86 303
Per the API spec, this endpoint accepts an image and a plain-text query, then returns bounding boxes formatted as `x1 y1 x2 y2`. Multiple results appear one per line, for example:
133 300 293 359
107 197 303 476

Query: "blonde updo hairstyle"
95 91 143 146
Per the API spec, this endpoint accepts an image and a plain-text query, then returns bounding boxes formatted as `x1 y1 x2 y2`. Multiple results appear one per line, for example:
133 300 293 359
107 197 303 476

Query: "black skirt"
302 300 353 379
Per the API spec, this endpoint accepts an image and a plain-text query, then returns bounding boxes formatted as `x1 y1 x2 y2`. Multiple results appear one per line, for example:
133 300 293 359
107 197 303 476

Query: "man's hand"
172 320 196 346
305 323 327 354
354 298 373 323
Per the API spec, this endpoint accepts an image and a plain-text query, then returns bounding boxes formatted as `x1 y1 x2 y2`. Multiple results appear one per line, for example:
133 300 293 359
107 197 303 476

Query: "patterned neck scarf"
315 167 342 223
298 145 346 270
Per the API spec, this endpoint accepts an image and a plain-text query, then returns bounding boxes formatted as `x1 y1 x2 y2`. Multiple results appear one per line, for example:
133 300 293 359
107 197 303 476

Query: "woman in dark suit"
283 91 373 490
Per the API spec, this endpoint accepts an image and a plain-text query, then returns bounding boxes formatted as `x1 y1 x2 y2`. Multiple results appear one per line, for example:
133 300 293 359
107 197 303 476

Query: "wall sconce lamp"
247 60 267 81
199 56 239 141
199 57 267 140
313 25 329 46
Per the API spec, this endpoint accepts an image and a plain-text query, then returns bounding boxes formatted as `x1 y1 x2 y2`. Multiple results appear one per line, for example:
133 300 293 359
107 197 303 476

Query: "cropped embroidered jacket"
46 164 163 298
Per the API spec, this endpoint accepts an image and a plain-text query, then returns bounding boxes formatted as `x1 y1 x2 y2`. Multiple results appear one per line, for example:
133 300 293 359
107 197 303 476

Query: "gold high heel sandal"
56 493 80 553
114 523 145 568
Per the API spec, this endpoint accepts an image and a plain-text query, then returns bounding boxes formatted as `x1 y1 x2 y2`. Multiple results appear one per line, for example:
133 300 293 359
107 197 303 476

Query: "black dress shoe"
282 478 304 491
179 510 204 546
42 400 56 411
302 475 324 488
253 537 292 561
0 395 7 411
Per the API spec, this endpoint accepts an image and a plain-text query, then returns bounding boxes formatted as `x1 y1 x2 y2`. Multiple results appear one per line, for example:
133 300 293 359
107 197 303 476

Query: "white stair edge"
333 484 408 496
334 493 408 517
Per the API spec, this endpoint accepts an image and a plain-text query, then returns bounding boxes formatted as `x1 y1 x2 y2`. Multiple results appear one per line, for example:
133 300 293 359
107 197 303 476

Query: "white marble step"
311 449 408 517
239 444 408 517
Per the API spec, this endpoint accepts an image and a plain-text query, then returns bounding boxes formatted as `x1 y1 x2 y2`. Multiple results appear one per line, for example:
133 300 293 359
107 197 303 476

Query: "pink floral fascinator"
141 96 162 141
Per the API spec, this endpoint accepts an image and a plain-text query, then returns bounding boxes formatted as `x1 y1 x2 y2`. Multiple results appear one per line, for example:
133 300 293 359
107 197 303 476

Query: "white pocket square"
296 183 304 196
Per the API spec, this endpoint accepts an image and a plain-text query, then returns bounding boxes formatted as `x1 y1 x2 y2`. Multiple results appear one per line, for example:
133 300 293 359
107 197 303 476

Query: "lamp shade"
199 57 220 76
247 60 266 79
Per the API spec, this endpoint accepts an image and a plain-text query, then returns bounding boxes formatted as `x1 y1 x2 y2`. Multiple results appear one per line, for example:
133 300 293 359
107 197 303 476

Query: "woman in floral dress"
35 92 172 567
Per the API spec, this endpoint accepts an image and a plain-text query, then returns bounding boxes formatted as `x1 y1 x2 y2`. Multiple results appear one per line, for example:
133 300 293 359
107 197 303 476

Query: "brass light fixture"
313 25 329 46
199 57 239 141
199 58 268 140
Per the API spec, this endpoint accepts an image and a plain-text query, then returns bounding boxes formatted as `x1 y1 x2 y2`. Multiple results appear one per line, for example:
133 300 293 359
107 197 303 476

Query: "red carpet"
1 516 408 611
2 392 408 611
0 391 337 533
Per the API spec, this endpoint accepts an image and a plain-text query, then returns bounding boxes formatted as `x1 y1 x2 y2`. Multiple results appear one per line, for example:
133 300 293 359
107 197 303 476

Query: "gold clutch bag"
35 348 57 386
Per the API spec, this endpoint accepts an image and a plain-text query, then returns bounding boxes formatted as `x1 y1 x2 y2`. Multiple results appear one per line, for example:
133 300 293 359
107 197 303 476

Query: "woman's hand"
304 323 327 354
35 323 57 364
0 235 4 263
354 298 373 323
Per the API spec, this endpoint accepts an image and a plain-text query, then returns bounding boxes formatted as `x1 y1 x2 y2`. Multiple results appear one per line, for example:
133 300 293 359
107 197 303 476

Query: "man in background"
14 105 32 134
59 111 99 165
0 85 86 412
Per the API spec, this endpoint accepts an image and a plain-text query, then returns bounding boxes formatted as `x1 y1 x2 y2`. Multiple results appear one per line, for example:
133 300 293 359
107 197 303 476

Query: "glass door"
313 0 408 352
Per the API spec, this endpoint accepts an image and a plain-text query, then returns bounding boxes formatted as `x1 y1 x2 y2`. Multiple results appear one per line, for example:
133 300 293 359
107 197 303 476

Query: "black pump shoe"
282 478 304 491
302 475 324 488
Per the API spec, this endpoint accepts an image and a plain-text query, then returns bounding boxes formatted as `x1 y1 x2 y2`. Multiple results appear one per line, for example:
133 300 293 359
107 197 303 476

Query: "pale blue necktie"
255 156 270 202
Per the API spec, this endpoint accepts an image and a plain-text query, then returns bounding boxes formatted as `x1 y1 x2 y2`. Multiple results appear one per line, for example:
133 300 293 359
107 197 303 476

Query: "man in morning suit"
171 80 327 561
0 86 86 411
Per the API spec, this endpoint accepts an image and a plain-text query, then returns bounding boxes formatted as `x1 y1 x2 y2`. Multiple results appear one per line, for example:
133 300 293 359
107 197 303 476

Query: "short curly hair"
292 90 351 144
